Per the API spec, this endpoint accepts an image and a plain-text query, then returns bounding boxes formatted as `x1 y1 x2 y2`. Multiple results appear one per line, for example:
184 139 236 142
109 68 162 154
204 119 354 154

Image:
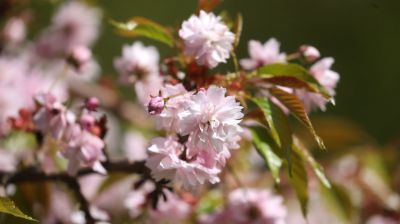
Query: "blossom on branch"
179 10 235 68
240 38 286 70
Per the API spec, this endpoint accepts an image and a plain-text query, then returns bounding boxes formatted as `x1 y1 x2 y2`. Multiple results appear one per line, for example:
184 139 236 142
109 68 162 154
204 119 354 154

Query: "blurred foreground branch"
0 160 149 224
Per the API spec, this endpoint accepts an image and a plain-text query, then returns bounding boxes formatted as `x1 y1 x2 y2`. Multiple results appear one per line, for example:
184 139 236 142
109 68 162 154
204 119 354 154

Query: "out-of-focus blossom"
123 131 149 162
114 42 160 82
62 123 106 175
68 45 92 72
36 1 101 57
2 17 26 44
114 42 163 105
366 215 399 224
240 38 286 70
148 190 192 223
202 188 287 224
179 86 243 155
33 93 73 140
0 150 17 172
145 137 220 189
71 206 110 224
179 10 234 68
124 181 155 218
299 45 320 62
295 57 339 112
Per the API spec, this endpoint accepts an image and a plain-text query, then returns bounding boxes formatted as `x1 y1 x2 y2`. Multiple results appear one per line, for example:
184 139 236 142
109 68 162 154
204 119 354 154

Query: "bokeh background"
29 0 400 143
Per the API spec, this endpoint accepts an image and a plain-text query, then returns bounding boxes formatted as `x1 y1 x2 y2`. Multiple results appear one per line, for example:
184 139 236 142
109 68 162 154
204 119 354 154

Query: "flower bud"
85 97 99 111
299 45 320 62
80 113 96 130
67 45 92 71
147 96 164 115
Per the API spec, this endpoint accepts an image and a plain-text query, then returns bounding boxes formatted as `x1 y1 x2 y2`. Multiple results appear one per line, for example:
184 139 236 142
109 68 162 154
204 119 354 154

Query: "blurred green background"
34 0 400 143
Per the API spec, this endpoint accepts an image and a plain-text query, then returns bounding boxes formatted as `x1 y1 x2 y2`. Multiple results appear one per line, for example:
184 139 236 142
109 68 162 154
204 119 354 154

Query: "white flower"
179 86 243 154
179 10 235 68
240 38 286 70
295 57 339 112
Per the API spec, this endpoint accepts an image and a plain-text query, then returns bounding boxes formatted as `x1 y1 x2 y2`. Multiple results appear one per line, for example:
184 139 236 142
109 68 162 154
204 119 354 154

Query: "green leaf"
0 197 36 221
252 98 293 172
321 183 353 221
250 126 283 184
249 125 309 216
290 146 309 216
257 63 331 99
293 140 331 188
269 87 326 150
110 17 174 47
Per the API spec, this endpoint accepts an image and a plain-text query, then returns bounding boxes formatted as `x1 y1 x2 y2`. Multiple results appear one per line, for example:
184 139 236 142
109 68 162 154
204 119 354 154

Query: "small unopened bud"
147 96 164 115
299 45 320 62
67 45 92 71
85 97 99 111
80 113 96 130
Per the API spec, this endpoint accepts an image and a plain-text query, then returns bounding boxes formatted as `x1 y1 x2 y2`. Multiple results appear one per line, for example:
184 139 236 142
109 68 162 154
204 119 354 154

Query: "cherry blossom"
240 38 286 70
295 57 340 112
179 10 235 68
202 188 287 224
145 137 220 189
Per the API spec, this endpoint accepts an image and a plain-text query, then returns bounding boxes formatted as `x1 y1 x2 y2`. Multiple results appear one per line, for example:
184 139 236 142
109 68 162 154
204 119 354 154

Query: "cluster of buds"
32 93 107 175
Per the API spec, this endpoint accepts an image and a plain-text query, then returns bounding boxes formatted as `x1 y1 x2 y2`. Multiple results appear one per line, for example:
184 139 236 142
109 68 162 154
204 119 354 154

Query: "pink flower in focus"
145 137 220 189
295 57 339 112
240 38 286 70
155 84 190 132
148 190 192 223
179 86 243 154
179 10 235 68
202 188 287 224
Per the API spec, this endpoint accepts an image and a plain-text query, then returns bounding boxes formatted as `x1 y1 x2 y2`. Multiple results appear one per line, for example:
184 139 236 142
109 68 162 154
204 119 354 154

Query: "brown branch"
0 160 150 224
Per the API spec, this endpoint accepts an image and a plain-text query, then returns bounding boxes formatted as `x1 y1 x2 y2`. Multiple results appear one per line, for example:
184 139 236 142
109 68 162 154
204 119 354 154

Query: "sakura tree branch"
0 160 150 224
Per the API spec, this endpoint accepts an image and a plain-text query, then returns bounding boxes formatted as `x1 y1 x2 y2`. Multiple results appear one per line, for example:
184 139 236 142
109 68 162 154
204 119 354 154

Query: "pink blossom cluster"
201 188 287 224
146 85 243 189
33 93 106 175
241 38 339 112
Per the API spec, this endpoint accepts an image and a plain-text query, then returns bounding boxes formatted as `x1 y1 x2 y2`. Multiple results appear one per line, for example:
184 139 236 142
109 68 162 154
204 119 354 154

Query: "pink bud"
85 97 99 111
80 113 96 130
147 96 164 115
68 45 92 71
300 45 320 62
